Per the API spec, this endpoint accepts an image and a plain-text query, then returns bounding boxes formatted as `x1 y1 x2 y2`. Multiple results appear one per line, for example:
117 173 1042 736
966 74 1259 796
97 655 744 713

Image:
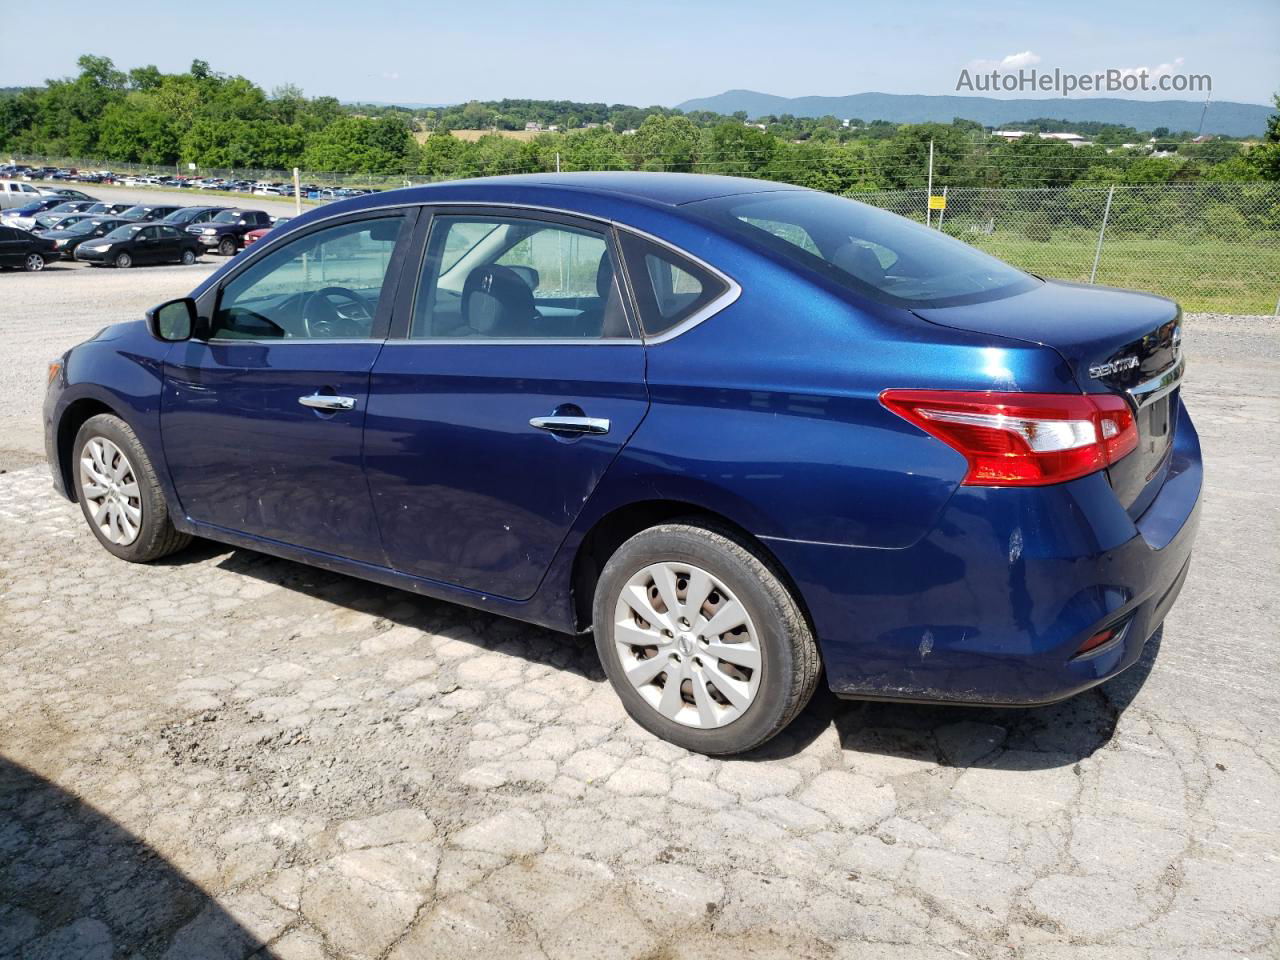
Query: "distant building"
993 130 1091 147
1191 134 1215 143
524 122 542 132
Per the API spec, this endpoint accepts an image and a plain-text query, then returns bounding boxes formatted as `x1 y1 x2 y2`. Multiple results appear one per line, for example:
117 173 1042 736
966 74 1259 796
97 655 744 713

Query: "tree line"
2 57 1277 189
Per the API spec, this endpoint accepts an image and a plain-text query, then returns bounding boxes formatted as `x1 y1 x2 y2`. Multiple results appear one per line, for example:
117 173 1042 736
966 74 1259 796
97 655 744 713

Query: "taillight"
880 389 1138 487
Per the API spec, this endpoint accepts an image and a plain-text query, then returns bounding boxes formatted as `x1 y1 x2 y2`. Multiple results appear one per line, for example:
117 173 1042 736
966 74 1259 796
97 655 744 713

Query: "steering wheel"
301 286 374 338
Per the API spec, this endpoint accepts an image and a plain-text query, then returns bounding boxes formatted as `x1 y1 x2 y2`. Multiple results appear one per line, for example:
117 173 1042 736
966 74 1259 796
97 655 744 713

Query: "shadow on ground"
0 756 279 960
206 542 1156 773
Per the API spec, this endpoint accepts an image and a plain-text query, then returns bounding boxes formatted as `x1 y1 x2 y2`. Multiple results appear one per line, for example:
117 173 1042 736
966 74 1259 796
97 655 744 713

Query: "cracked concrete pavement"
0 270 1277 957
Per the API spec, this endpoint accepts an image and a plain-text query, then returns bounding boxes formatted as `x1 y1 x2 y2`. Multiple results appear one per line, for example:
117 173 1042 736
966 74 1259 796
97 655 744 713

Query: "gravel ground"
0 264 1277 958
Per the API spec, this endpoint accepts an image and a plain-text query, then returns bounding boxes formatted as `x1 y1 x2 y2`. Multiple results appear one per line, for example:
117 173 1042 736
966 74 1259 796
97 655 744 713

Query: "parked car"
117 204 183 222
2 196 79 230
31 202 98 230
83 202 133 216
190 208 272 255
37 187 96 202
42 173 1201 754
162 205 229 228
73 222 203 268
33 212 96 233
243 216 290 246
0 225 61 271
37 216 130 256
1 178 46 209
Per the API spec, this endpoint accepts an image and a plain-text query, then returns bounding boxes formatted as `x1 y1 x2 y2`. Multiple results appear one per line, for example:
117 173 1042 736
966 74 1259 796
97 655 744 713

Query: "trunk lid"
914 279 1184 514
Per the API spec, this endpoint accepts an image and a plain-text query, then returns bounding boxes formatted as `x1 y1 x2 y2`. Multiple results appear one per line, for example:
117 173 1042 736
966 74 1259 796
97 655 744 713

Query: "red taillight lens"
880 389 1138 487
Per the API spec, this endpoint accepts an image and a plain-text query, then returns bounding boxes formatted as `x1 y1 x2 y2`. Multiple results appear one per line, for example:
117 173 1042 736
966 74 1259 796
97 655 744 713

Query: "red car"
244 216 290 247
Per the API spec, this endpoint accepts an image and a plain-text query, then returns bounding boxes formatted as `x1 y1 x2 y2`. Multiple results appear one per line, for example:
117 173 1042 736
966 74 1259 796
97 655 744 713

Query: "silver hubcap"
613 561 762 728
79 437 142 545
26 254 43 271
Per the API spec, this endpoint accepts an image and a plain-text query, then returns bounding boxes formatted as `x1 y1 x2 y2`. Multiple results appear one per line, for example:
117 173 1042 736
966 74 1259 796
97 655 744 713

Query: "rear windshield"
689 191 1039 308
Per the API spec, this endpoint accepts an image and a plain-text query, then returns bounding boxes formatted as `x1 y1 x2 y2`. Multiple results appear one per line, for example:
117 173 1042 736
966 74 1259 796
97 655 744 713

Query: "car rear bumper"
766 397 1203 705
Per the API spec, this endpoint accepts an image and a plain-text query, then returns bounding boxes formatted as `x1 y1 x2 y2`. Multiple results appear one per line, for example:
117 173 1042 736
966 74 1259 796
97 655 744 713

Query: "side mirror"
146 297 196 342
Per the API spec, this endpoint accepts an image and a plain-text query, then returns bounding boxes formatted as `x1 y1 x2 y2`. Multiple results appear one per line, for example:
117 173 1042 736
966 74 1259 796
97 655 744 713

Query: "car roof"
333 172 808 218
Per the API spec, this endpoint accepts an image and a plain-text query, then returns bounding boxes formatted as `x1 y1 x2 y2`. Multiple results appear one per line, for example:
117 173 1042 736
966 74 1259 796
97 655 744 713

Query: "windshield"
120 206 152 218
689 191 1039 308
103 224 145 241
213 211 242 223
65 219 108 234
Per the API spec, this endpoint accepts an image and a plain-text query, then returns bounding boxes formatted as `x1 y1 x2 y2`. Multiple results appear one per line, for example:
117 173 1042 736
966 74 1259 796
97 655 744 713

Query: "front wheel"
114 252 132 269
24 253 45 272
593 522 821 755
180 249 197 265
218 237 236 256
73 414 191 563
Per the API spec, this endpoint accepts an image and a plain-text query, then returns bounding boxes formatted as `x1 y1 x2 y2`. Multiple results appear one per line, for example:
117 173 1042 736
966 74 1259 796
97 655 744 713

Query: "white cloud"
1115 57 1186 81
381 71 401 81
968 50 1043 72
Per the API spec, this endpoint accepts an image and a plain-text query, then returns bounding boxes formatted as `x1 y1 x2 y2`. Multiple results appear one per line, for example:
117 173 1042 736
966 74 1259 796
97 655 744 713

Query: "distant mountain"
675 90 1273 137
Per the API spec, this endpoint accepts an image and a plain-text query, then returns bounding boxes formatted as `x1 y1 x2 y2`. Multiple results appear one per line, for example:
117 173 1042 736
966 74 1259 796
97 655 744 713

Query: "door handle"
529 415 610 435
299 394 356 411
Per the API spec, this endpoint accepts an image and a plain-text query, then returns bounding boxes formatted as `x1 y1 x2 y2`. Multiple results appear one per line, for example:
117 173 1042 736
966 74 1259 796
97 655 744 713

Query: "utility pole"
555 152 561 173
925 139 934 227
1090 185 1115 284
293 167 302 215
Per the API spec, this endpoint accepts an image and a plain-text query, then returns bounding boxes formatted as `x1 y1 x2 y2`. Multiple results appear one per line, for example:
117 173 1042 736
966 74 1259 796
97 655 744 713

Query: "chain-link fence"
850 184 1280 315
9 151 1279 314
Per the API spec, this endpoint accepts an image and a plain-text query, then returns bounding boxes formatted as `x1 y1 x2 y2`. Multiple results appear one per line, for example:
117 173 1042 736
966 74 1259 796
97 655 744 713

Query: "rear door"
363 207 649 600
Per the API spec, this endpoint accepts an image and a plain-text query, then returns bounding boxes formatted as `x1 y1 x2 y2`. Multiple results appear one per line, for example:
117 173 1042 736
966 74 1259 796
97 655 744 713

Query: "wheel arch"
568 499 814 638
55 397 119 500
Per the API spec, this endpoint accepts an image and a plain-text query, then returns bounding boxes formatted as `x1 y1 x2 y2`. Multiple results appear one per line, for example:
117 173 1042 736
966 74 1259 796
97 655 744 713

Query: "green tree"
630 115 702 171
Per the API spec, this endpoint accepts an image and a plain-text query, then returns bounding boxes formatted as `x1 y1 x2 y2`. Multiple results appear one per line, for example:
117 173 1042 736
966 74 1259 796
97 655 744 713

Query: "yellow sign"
928 195 947 210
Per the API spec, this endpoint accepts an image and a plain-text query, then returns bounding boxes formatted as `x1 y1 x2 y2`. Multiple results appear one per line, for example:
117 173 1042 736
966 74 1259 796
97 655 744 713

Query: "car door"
0 227 25 266
154 224 182 261
362 207 649 600
161 208 417 563
130 225 158 263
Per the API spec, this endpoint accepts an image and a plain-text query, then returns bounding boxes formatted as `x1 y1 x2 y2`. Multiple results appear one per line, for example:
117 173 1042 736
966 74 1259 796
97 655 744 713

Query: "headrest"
831 242 886 284
461 265 536 336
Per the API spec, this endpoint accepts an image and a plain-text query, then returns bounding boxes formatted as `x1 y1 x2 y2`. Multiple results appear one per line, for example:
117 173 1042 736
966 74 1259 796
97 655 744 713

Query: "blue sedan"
43 173 1200 754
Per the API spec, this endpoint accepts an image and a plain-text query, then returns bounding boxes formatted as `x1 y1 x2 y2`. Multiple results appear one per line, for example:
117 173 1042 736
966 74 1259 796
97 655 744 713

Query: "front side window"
410 215 629 340
211 216 404 340
689 191 1037 308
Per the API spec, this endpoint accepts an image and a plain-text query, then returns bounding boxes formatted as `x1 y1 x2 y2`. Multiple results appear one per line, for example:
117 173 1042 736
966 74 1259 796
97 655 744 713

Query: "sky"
4 0 1277 107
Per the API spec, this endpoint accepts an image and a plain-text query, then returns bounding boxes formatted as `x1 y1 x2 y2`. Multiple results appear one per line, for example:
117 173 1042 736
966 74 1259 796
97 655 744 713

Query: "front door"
161 210 415 563
363 210 649 600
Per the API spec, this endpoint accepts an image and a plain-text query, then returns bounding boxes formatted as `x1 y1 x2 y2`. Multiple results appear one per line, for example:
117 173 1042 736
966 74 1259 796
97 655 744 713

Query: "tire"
592 521 821 755
24 253 45 272
72 413 191 563
114 252 132 269
181 248 196 265
218 237 236 256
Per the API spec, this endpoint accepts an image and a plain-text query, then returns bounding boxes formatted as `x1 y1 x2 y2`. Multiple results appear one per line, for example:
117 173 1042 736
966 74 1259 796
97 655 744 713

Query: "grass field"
972 234 1280 315
414 129 542 144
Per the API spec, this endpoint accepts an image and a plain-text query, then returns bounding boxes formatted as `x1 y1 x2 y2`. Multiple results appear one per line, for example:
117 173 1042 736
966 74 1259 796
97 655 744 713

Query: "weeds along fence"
850 184 1280 315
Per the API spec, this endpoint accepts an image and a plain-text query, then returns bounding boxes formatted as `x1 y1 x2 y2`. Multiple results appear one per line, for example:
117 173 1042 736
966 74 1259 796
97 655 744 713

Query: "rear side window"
618 233 729 338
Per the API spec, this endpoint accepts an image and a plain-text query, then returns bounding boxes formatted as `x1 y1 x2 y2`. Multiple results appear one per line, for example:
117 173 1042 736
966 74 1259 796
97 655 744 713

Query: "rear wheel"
218 237 236 256
180 249 196 265
73 414 191 563
593 522 820 755
114 252 132 269
24 253 45 272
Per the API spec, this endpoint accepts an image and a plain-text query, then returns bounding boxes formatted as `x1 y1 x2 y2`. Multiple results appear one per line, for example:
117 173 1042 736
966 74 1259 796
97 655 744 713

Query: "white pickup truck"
1 178 45 210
